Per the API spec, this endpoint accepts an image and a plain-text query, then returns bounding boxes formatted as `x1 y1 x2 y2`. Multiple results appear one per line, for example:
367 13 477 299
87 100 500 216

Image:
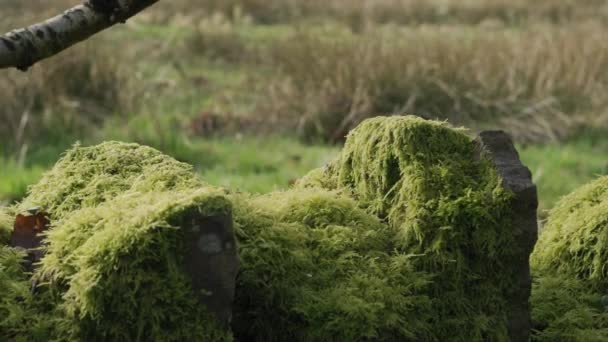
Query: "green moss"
38 189 232 341
0 246 57 341
531 275 608 341
531 175 608 340
18 141 205 218
532 176 608 288
0 207 13 245
1 246 33 339
3 142 231 341
0 118 529 340
231 189 432 341
298 116 516 340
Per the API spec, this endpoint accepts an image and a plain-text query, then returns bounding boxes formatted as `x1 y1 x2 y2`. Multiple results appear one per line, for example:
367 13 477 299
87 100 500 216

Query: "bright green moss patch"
18 141 205 218
0 245 59 341
531 275 608 341
231 189 432 341
531 175 608 340
298 116 516 340
2 142 232 341
0 207 13 245
532 176 608 288
1 208 53 341
40 189 232 341
1 246 34 339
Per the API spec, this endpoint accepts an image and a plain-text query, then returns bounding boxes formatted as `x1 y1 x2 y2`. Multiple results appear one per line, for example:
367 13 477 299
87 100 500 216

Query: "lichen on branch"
0 0 159 71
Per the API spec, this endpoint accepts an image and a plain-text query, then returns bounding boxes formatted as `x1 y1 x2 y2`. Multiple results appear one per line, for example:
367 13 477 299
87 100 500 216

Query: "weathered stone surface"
475 130 538 342
183 213 239 326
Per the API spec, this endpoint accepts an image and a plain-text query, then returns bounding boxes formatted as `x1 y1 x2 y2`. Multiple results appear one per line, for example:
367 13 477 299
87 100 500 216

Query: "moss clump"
531 275 608 341
0 246 57 341
3 142 232 341
231 189 432 341
532 176 608 288
1 246 36 338
0 207 13 245
18 141 204 218
298 116 516 340
531 175 608 340
39 189 232 341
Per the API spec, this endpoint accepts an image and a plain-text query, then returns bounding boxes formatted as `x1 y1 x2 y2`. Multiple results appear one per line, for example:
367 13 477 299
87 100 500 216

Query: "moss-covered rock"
1 246 35 336
0 246 57 341
2 142 233 341
531 275 608 341
0 207 13 245
18 141 205 217
231 189 432 341
532 176 608 288
531 175 608 340
1 117 533 341
39 189 232 341
298 116 518 340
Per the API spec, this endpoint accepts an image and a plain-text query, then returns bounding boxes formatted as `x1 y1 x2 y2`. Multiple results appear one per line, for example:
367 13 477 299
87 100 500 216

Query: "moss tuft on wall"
531 275 608 341
2 142 232 341
18 141 205 218
231 189 433 341
39 189 232 341
295 116 517 340
531 176 608 288
0 207 13 245
0 246 59 341
531 175 608 340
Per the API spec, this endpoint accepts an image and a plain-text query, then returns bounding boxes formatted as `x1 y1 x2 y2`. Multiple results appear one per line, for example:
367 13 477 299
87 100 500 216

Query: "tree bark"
0 0 159 71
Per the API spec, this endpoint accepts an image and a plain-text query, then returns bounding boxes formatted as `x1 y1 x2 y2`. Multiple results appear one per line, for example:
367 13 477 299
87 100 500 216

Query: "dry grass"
258 22 608 142
149 0 608 27
0 0 76 32
4 0 608 29
179 12 252 63
296 0 608 28
3 0 608 146
0 44 134 159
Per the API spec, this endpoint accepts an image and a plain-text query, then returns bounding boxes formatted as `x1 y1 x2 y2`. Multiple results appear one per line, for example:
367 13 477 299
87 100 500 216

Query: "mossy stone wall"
2 142 236 341
292 116 537 340
1 116 542 341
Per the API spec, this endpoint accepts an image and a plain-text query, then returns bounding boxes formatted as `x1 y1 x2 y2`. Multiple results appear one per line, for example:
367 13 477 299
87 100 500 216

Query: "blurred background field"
1 0 608 216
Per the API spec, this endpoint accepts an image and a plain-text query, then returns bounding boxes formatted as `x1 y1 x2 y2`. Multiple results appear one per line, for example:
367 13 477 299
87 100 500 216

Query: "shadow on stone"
182 213 239 326
475 130 539 342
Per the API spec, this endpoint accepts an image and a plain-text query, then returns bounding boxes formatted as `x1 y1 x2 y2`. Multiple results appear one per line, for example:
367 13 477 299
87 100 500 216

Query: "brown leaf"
11 207 50 270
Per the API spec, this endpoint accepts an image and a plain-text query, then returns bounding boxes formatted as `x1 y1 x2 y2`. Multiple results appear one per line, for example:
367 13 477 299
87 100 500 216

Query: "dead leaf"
11 207 50 271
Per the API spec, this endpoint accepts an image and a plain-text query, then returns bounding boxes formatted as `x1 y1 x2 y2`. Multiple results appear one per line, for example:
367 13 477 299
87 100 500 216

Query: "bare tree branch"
0 0 159 71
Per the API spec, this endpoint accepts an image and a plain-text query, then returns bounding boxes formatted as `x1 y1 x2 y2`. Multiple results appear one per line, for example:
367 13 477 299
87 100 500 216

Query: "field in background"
1 0 608 215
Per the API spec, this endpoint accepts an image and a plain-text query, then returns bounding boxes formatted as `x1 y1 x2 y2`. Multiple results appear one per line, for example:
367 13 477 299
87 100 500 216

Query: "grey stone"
182 213 239 327
475 130 538 342
198 233 223 254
